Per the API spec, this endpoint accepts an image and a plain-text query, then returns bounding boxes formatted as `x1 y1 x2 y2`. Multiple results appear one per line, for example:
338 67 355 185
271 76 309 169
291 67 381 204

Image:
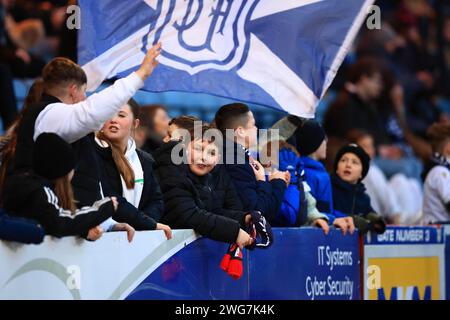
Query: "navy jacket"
0 209 45 244
331 174 387 234
221 142 286 223
330 173 374 217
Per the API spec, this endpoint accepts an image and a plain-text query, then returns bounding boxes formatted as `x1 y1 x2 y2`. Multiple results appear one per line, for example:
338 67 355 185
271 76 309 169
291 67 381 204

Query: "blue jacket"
0 209 45 244
301 157 351 224
275 164 308 227
221 142 286 223
301 156 333 214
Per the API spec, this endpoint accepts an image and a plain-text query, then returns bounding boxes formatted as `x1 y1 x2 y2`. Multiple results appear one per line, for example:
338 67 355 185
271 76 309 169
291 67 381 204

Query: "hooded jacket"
301 156 334 215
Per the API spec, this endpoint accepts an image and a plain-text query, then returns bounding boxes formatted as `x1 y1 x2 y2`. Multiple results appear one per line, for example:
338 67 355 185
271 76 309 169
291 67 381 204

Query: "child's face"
336 152 363 184
188 139 220 176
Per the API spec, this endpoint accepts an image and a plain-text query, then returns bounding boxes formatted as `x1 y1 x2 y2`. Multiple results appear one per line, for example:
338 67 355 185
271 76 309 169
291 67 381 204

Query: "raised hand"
136 42 162 81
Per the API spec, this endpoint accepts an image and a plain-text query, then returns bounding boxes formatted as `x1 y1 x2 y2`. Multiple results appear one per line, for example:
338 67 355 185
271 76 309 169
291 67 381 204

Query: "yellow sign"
368 257 440 300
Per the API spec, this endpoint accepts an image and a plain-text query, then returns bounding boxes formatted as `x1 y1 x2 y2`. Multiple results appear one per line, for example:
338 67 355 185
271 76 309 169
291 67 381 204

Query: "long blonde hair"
97 130 135 189
97 99 141 189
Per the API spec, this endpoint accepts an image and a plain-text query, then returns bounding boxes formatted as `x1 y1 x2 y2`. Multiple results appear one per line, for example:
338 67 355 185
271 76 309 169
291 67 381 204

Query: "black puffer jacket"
154 141 246 243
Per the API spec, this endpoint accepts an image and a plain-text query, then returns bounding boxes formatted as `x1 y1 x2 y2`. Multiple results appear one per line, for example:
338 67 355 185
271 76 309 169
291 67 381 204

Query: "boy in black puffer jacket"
331 144 386 234
154 121 254 248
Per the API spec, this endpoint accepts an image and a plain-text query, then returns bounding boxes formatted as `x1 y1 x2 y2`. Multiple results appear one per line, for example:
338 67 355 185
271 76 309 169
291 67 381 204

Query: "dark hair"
24 79 44 110
347 58 382 84
42 57 87 94
127 98 140 120
214 103 250 132
188 123 213 142
139 104 167 131
427 123 450 153
168 115 214 142
169 115 201 131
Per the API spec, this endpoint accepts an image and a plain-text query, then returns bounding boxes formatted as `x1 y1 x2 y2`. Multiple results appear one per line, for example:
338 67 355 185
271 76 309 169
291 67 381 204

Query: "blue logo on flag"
79 0 373 118
141 0 256 72
142 0 258 74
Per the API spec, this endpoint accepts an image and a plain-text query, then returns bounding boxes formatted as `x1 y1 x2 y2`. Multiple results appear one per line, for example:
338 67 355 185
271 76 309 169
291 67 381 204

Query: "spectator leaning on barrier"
273 141 329 232
295 120 335 217
95 99 171 239
2 133 118 241
347 129 423 225
331 144 386 235
422 123 450 224
1 43 164 234
273 119 355 235
154 121 256 248
214 103 289 223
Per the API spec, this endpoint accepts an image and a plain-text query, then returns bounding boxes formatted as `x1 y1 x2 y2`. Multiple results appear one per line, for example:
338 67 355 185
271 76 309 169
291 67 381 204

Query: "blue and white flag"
78 0 374 118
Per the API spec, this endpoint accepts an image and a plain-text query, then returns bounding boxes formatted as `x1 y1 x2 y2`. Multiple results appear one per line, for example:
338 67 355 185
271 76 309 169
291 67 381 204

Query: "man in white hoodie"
7 43 166 239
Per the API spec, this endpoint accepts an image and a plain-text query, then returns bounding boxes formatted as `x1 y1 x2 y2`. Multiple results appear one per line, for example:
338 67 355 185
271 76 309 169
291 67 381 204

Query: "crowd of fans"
0 0 449 249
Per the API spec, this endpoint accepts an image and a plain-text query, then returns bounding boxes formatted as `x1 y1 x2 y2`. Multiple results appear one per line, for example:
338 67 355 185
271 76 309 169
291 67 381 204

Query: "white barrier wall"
0 230 198 300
